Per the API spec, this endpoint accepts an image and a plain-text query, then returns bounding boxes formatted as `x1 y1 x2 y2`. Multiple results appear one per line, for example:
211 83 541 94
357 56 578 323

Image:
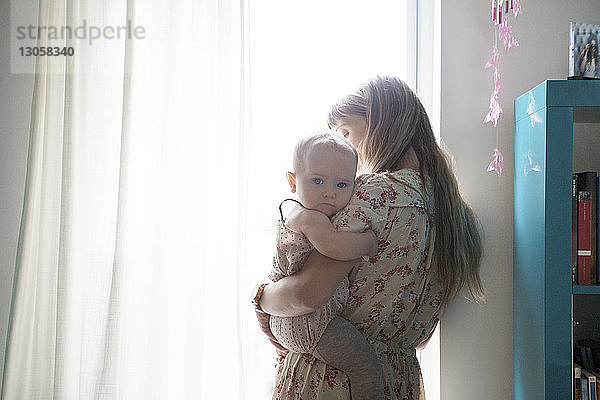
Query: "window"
242 1 441 398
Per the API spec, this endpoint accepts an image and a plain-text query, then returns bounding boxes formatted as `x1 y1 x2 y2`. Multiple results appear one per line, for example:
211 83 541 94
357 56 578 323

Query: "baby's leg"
313 316 383 400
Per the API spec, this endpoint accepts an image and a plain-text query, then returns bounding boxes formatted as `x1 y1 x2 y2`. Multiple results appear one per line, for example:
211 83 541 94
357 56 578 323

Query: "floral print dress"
272 169 444 400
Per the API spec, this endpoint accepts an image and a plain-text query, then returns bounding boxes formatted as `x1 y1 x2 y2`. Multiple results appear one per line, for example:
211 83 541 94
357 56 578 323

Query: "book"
583 369 598 400
576 363 584 400
579 190 593 284
569 22 600 79
597 176 599 282
576 172 598 285
574 174 579 283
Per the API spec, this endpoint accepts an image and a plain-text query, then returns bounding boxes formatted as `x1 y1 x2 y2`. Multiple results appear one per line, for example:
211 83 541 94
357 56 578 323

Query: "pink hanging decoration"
498 4 503 24
512 0 522 16
494 71 502 93
484 92 503 127
487 148 504 176
484 45 503 127
485 45 501 71
485 45 502 91
485 0 522 177
499 24 520 52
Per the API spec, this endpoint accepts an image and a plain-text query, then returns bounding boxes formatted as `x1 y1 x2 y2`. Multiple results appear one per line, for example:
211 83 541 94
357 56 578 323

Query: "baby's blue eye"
312 178 323 185
337 182 348 189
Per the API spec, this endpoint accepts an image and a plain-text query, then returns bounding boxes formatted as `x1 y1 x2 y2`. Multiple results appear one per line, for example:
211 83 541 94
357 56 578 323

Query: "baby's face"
294 147 356 217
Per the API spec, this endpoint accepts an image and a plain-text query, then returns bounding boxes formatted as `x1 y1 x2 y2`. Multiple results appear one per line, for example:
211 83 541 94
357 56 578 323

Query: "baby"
268 132 383 400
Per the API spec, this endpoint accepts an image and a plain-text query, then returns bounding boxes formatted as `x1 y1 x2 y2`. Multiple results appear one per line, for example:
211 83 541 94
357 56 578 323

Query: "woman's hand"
259 251 358 317
255 310 289 358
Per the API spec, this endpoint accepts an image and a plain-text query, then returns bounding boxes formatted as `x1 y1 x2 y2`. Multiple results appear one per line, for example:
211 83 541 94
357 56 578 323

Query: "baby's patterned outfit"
268 200 349 353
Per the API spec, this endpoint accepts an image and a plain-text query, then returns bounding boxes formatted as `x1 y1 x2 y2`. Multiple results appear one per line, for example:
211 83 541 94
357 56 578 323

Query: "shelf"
573 106 600 123
573 285 600 295
513 80 600 400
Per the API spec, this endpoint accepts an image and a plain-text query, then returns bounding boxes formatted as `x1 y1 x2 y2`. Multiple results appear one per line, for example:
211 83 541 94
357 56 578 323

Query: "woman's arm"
259 250 358 317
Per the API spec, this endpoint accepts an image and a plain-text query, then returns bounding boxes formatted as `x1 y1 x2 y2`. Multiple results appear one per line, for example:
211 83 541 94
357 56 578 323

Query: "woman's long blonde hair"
328 76 485 306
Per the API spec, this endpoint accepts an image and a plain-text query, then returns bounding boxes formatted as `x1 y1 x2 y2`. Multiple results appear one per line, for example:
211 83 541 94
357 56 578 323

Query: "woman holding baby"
252 76 485 400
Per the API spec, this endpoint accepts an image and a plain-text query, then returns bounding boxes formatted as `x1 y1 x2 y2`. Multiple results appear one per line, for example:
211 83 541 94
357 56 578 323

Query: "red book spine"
578 191 592 285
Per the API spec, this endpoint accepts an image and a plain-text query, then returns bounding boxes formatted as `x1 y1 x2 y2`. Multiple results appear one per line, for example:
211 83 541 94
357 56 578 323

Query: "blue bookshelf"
514 80 600 400
573 285 600 295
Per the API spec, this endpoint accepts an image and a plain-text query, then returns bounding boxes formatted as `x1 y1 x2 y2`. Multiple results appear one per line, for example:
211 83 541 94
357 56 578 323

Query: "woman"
255 76 484 399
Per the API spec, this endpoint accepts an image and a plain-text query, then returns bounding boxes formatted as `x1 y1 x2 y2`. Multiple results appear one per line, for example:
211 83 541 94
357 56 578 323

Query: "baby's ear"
286 172 296 193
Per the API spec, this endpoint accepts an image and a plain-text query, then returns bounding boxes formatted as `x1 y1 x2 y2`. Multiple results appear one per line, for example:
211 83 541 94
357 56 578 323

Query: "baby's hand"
366 229 378 256
284 201 310 233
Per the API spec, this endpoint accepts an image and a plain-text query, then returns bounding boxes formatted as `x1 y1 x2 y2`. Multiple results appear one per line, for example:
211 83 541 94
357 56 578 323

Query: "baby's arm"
287 208 377 261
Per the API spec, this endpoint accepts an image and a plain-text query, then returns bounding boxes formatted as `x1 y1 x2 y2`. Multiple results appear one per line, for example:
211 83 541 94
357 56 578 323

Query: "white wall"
440 1 600 399
0 0 35 388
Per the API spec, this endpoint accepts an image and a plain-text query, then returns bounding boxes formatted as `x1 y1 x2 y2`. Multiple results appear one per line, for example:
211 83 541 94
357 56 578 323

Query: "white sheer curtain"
2 0 264 398
3 0 438 399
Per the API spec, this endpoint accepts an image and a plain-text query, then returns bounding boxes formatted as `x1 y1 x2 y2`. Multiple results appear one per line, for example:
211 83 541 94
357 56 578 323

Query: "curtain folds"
2 0 260 398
